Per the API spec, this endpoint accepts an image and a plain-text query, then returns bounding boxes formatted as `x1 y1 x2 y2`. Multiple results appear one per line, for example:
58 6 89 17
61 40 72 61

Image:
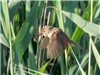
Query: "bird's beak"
36 33 42 36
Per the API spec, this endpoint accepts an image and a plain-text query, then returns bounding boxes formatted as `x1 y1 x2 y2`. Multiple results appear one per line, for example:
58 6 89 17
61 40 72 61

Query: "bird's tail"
70 40 87 52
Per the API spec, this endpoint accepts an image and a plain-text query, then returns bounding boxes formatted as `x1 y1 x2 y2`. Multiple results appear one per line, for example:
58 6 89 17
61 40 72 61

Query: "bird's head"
37 26 53 37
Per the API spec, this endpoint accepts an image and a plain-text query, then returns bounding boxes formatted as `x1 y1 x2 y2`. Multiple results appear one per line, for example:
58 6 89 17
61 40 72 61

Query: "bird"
37 26 87 59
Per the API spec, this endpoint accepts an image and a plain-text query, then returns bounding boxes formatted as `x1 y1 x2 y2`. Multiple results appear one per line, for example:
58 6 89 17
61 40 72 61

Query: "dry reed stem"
88 0 93 75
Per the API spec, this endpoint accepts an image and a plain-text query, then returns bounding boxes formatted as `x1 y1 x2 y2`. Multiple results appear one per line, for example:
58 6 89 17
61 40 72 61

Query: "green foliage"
1 1 100 75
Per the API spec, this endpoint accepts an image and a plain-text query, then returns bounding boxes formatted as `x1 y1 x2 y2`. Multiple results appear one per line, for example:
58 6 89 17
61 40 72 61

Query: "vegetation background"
1 0 100 75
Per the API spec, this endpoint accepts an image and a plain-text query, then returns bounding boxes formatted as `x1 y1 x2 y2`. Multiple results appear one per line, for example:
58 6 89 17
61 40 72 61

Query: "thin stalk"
42 11 51 66
88 0 93 75
41 0 48 68
43 0 48 26
65 49 69 75
47 11 51 25
88 36 92 75
10 41 14 75
36 38 39 66
7 14 15 75
37 1 45 69
49 59 56 74
7 56 10 75
71 47 86 75
9 20 13 74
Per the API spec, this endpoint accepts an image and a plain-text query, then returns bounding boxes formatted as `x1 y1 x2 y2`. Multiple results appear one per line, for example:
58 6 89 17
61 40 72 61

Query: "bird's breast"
47 33 52 38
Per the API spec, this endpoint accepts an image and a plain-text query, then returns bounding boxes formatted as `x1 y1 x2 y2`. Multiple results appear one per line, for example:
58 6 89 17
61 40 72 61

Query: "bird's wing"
47 31 70 59
39 36 49 49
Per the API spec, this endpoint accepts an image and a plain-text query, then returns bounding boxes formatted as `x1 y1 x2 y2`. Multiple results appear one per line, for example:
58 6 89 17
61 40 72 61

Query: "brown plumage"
37 26 87 59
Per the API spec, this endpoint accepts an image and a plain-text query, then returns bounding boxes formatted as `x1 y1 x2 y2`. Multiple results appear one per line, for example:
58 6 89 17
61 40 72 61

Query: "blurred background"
1 0 100 75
